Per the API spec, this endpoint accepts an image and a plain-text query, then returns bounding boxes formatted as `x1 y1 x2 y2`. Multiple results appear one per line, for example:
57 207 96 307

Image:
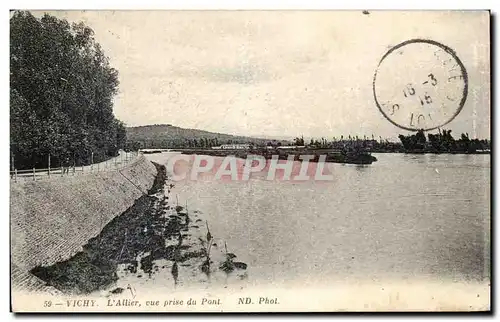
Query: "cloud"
34 10 490 139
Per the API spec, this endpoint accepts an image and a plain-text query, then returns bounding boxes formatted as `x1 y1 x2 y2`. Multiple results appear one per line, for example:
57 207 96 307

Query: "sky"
35 10 490 140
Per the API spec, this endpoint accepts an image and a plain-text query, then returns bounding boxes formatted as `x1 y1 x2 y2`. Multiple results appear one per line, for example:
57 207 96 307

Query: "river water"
145 152 490 290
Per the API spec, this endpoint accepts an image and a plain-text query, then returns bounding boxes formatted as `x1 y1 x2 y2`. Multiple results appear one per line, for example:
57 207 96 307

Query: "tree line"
399 129 490 153
10 11 126 170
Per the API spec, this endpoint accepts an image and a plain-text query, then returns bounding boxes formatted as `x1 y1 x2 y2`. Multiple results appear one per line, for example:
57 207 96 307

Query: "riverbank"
11 155 156 291
29 162 248 295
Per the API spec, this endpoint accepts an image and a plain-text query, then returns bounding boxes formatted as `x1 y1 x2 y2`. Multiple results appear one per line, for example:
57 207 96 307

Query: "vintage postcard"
10 10 490 312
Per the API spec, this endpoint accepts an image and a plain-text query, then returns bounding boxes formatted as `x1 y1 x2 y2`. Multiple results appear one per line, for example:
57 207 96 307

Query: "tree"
10 11 123 169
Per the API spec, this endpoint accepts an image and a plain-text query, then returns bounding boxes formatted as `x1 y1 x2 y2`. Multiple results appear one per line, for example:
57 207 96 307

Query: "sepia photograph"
9 9 491 312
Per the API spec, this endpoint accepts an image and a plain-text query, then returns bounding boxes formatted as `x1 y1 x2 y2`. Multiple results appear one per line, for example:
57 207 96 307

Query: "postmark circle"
373 39 468 131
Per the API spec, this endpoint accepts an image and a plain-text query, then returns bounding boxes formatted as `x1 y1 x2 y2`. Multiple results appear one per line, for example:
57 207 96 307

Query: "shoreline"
30 161 248 295
143 148 490 157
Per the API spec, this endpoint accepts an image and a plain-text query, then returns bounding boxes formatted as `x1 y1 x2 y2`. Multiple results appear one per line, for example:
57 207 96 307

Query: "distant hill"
126 124 289 148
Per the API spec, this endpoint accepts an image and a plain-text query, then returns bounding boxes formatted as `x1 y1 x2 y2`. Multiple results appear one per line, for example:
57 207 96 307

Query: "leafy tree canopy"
10 11 126 169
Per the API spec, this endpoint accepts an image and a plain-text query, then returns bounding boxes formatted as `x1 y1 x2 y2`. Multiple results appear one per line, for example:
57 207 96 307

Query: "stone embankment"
11 155 156 293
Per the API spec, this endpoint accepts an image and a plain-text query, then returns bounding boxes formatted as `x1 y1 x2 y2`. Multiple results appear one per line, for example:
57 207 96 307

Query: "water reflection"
354 164 369 172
